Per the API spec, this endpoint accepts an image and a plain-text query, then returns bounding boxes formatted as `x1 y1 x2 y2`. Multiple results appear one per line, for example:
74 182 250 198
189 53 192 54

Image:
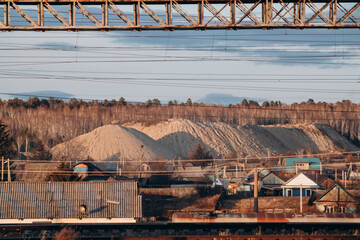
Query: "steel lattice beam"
0 0 359 30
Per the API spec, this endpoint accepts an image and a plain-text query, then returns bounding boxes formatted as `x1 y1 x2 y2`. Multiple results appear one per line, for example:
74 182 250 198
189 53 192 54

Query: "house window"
295 162 310 170
286 189 292 196
326 206 334 213
305 189 312 197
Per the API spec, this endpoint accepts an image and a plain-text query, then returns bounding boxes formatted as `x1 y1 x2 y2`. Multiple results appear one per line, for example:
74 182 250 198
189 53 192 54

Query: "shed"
0 182 142 224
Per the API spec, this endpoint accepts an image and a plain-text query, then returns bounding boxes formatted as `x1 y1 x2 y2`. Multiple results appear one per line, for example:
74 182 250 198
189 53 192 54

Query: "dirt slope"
125 119 359 158
51 124 176 162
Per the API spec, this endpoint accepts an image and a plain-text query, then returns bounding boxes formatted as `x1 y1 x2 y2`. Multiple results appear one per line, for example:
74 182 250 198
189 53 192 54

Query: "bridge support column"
262 1 266 24
230 0 236 25
166 1 172 25
69 1 76 26
134 1 140 26
330 0 337 25
102 0 108 26
294 3 299 24
198 0 204 26
4 1 11 26
262 0 273 26
38 1 44 26
268 0 273 25
301 0 305 25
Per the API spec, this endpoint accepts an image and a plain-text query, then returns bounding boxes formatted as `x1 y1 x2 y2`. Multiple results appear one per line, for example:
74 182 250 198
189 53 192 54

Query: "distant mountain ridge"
4 90 74 100
197 93 267 105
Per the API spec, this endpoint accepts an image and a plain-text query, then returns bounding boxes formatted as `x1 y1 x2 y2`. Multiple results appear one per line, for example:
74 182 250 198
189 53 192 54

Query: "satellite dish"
79 204 86 213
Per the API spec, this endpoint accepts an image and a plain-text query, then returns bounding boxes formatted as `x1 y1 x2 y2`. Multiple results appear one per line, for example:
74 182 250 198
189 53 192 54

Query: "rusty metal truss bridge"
1 0 360 31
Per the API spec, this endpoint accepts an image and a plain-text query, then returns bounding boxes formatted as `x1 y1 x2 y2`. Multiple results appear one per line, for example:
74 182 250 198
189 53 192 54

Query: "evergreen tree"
186 98 192 106
146 99 152 107
152 99 161 106
188 143 213 167
29 141 52 160
0 120 13 159
249 100 259 107
241 99 249 107
262 101 270 107
45 162 80 182
118 97 127 106
26 97 40 108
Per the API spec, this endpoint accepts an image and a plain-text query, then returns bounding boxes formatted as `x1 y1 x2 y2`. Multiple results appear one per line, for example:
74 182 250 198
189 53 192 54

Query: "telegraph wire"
1 58 360 68
0 69 358 77
7 149 360 164
1 70 360 82
5 159 360 176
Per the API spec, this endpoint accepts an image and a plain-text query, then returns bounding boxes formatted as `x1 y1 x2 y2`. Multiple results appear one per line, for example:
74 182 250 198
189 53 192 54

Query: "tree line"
0 97 359 159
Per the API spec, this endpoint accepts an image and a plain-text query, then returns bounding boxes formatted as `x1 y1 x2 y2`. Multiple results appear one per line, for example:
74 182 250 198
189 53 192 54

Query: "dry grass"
53 227 77 240
183 194 221 211
221 196 316 213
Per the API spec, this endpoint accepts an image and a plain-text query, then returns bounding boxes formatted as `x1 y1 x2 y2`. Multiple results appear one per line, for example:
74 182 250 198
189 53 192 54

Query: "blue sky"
1 28 360 104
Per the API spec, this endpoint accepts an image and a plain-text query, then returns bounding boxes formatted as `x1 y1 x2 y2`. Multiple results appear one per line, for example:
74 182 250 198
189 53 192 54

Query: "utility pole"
320 162 322 175
345 171 347 188
254 168 258 213
235 162 238 178
116 162 122 176
300 184 303 213
215 163 218 180
7 158 11 182
335 168 337 182
1 157 4 181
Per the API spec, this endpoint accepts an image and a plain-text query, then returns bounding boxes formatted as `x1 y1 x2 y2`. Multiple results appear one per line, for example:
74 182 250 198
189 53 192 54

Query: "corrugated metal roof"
0 182 142 219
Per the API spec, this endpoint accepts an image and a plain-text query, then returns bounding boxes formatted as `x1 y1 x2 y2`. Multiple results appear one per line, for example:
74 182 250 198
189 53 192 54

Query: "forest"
0 97 359 158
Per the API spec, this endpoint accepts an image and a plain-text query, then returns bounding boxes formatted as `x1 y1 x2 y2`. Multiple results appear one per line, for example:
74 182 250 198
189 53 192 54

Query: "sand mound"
52 119 359 162
51 124 176 162
124 119 359 158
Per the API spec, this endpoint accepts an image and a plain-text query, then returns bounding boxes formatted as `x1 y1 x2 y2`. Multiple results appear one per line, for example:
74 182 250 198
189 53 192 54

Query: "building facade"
282 172 322 197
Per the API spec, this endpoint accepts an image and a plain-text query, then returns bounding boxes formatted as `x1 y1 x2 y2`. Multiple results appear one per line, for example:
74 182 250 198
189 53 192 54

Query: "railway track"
1 222 359 239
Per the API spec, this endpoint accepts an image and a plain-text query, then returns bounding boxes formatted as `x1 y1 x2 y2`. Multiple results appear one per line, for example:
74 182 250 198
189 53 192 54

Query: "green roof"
284 158 322 170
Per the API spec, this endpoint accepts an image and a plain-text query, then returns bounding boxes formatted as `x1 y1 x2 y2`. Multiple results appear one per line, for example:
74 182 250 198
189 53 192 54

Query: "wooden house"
314 184 359 213
262 171 294 189
282 172 322 197
317 176 336 190
283 158 322 173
